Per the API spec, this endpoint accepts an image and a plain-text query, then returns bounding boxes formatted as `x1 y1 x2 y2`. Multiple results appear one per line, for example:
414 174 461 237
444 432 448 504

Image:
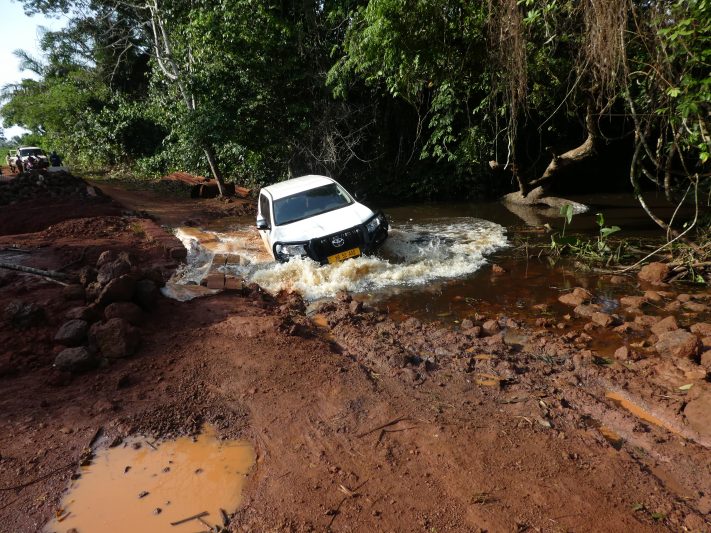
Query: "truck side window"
259 194 271 226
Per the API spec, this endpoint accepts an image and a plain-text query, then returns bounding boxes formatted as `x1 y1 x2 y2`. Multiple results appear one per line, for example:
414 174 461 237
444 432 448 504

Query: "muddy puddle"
45 426 254 533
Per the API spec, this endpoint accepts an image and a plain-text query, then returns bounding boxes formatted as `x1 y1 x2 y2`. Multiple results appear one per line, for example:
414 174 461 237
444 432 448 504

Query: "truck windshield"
19 149 45 157
273 183 353 226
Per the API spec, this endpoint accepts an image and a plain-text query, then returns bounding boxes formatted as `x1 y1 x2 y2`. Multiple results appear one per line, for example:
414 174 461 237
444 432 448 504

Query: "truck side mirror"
256 217 269 230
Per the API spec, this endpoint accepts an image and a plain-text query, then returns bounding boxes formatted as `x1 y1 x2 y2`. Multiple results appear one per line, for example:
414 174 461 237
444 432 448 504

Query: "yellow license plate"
327 247 360 264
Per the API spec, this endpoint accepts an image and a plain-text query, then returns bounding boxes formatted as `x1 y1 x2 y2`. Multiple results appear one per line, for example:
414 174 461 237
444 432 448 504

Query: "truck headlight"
366 214 383 233
275 243 308 261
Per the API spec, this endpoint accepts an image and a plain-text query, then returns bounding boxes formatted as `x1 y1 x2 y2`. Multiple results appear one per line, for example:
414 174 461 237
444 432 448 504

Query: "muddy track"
0 179 709 532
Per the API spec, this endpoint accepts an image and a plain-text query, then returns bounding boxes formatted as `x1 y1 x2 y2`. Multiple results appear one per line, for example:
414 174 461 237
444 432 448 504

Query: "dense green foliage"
1 0 709 204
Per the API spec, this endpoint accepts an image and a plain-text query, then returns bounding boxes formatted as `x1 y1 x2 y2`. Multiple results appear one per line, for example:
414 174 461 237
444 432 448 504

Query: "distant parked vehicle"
8 147 50 171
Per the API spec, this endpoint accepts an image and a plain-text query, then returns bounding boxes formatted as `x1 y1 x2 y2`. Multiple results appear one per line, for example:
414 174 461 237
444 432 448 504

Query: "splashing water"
168 218 507 301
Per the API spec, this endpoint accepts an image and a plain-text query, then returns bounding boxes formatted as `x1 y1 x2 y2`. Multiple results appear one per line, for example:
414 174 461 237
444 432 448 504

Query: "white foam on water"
168 218 508 301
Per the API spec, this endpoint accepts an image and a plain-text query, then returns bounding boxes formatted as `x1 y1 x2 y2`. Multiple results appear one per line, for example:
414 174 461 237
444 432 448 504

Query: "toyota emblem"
331 236 345 248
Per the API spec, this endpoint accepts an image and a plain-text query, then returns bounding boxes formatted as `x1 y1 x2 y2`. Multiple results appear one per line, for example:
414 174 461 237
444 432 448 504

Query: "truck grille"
310 227 365 259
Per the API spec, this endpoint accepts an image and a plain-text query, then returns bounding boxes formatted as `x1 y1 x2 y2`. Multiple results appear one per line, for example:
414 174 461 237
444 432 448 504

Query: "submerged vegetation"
0 1 709 247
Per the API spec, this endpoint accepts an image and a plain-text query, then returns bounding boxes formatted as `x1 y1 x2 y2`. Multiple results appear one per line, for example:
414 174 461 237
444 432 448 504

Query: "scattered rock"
85 281 103 301
90 318 140 359
591 312 615 328
608 275 627 284
78 266 97 286
558 287 593 307
697 495 711 515
96 250 116 268
96 274 136 306
690 323 711 337
664 300 682 312
634 315 661 327
677 293 692 302
54 346 94 373
654 330 700 359
491 264 506 274
638 262 669 284
482 320 500 336
684 301 708 313
700 351 711 371
460 318 474 330
105 302 143 326
3 301 46 329
643 290 663 303
54 319 89 346
614 346 630 361
619 295 646 308
613 322 645 334
650 316 679 336
573 304 600 319
349 300 363 315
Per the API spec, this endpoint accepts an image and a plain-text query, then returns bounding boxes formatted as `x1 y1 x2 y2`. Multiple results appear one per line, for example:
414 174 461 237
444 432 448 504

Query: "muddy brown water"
44 426 254 533
171 191 705 354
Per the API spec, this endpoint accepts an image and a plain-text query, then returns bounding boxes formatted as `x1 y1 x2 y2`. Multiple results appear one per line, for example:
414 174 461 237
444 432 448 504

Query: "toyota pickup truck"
257 175 388 264
8 147 50 171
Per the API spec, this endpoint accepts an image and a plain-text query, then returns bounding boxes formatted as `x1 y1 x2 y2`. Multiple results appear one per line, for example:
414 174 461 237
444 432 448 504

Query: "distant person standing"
6 152 15 173
49 150 62 167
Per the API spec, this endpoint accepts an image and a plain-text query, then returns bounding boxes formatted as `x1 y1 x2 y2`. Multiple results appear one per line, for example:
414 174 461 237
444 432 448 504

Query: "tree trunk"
525 107 601 193
202 146 228 197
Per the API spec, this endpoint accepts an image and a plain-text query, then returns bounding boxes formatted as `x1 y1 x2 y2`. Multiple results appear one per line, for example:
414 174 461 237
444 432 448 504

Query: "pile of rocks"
556 263 710 373
0 171 101 205
53 250 161 373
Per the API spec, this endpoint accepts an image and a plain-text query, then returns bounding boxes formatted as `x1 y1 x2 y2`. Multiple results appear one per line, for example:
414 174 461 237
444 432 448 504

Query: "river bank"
0 171 709 532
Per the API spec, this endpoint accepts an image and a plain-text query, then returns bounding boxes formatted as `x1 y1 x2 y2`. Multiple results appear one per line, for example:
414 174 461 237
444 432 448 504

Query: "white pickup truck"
257 175 388 264
7 147 50 171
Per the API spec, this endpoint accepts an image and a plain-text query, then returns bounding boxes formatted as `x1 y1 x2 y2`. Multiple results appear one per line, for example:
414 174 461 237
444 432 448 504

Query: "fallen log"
0 262 74 286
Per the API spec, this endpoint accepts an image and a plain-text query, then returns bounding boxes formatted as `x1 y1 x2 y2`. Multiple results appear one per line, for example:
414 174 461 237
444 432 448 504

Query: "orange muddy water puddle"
45 426 254 533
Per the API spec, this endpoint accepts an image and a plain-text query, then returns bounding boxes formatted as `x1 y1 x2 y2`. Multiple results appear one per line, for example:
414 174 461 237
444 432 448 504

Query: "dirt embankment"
0 175 709 533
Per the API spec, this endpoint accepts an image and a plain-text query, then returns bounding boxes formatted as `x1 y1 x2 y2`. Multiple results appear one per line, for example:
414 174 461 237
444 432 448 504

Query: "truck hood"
271 202 375 243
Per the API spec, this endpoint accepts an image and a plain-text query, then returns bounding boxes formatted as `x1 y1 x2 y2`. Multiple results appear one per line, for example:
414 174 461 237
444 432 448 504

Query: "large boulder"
638 262 669 284
654 330 700 359
134 279 159 310
96 257 131 285
96 250 116 268
96 274 136 306
104 302 143 326
89 318 140 359
54 346 94 373
54 319 88 346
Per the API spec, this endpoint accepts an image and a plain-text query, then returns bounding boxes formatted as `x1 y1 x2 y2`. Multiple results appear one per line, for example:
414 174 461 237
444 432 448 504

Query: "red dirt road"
0 178 709 532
